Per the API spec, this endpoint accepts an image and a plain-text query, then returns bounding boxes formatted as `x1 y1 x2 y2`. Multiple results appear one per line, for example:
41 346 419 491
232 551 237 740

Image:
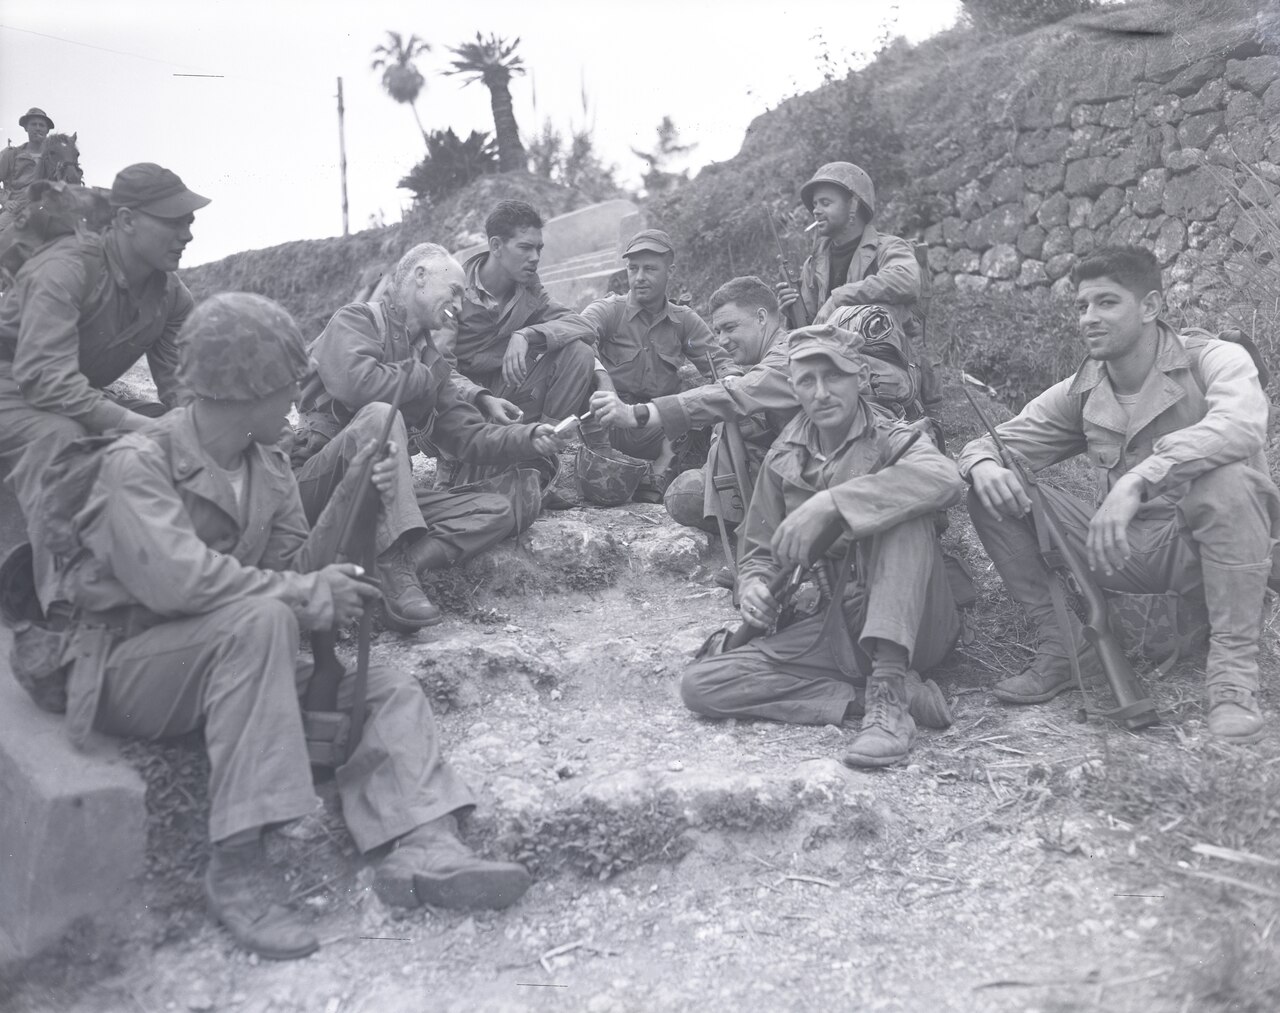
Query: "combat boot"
376 543 442 632
992 613 1101 704
843 671 952 729
205 837 318 960
843 674 916 768
1202 560 1270 744
375 815 532 910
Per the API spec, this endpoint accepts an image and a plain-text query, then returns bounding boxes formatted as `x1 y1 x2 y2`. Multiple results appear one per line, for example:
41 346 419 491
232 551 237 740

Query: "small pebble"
667 760 684 772
187 995 215 1012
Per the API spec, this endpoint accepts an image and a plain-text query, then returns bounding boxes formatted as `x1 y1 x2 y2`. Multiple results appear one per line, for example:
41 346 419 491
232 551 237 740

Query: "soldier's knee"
1187 461 1261 513
350 401 395 431
664 469 707 528
555 340 595 373
679 662 718 716
476 492 515 527
233 597 300 639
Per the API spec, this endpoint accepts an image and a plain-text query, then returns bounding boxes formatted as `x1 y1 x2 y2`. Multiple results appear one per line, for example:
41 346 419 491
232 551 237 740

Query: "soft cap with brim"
622 228 675 258
787 328 865 375
19 107 53 129
110 162 211 217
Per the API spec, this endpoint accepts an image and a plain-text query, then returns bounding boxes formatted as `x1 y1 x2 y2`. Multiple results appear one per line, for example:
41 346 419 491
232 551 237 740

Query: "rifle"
961 385 1158 730
764 205 811 325
723 429 922 652
705 353 754 592
303 369 412 765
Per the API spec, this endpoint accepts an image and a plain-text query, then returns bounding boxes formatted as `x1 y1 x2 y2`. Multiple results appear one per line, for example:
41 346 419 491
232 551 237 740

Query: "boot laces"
379 546 421 592
864 680 900 731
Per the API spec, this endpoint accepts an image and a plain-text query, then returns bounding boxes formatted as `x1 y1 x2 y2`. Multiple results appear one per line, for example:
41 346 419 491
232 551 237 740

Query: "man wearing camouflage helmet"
775 161 923 342
45 293 534 961
0 162 208 604
681 326 962 768
294 243 568 629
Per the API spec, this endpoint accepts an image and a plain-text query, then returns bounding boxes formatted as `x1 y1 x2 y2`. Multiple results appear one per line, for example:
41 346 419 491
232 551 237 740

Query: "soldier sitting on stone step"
681 326 962 768
959 244 1279 744
579 228 740 501
44 293 533 961
293 242 566 633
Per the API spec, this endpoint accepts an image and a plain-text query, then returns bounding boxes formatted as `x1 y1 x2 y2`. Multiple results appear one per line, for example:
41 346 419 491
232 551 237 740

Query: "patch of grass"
498 794 693 881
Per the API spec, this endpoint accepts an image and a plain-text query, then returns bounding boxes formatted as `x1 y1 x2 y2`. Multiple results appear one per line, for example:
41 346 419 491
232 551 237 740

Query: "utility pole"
336 76 349 237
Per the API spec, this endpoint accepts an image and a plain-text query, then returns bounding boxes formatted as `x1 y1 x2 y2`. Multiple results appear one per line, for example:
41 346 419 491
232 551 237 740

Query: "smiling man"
959 245 1279 743
0 161 208 603
591 275 796 530
447 200 597 426
0 107 54 216
294 243 568 632
680 323 963 768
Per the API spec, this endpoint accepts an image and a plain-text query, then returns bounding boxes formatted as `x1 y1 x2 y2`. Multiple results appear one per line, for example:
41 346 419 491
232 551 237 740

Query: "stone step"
0 628 147 965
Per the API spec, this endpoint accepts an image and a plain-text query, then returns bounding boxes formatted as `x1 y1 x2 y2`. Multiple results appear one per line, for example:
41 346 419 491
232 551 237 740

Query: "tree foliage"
446 33 528 173
399 129 498 204
959 0 1099 33
631 116 696 197
371 30 433 144
527 119 624 203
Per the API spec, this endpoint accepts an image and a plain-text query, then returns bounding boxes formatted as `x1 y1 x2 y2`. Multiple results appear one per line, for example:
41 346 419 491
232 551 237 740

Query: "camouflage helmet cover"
800 162 876 216
178 292 308 400
575 444 648 507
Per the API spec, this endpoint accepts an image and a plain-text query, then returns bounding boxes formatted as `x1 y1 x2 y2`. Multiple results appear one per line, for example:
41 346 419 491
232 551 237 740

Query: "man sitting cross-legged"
294 242 564 632
47 293 533 961
958 244 1280 743
680 325 963 767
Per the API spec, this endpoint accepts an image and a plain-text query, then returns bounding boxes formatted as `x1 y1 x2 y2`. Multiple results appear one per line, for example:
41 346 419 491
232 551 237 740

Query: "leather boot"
843 672 952 729
406 535 454 576
992 611 1101 704
1202 560 1270 744
842 674 917 768
376 543 442 632
205 838 318 960
374 815 532 911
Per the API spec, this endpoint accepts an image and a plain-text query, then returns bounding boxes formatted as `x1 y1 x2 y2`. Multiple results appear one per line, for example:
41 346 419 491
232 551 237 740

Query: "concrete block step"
0 629 147 965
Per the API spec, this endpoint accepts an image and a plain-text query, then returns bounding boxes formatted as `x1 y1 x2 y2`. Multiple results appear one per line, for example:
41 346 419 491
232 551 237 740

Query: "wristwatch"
632 404 651 427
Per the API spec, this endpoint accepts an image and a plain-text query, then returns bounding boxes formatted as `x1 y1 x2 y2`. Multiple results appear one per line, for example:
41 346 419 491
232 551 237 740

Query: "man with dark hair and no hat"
0 161 208 604
681 326 963 768
959 244 1280 743
447 199 597 427
42 292 533 961
581 228 739 500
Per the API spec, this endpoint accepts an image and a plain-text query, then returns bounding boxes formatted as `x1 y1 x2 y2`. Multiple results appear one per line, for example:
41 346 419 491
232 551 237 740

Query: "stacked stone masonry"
912 23 1280 306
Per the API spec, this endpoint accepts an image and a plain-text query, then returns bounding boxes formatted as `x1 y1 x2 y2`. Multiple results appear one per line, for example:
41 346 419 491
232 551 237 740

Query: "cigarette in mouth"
805 221 821 232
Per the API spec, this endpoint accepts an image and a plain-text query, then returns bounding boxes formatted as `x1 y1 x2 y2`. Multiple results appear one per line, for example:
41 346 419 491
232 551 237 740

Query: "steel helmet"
575 444 648 507
800 162 876 217
178 293 308 401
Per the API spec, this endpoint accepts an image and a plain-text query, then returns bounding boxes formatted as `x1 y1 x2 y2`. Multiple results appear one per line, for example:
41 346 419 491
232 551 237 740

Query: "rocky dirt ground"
4 377 1280 1013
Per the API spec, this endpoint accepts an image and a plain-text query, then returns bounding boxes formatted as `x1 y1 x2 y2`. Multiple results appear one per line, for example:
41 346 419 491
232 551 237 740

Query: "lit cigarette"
804 221 821 232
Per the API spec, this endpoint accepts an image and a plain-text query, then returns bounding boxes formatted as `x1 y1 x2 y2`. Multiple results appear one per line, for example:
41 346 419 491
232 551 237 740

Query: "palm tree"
371 31 432 145
446 33 527 173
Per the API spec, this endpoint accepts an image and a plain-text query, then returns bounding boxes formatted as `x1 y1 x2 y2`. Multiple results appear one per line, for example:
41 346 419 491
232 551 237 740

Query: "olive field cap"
787 327 865 375
110 163 211 217
178 293 308 400
799 162 876 216
19 107 53 129
622 228 675 258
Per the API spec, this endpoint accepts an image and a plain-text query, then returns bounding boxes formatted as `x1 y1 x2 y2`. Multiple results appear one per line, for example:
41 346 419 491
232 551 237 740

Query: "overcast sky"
1 0 962 266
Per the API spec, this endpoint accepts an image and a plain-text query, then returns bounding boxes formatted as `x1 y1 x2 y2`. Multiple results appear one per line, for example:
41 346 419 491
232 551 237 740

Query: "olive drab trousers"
295 401 514 567
681 515 959 725
93 597 475 848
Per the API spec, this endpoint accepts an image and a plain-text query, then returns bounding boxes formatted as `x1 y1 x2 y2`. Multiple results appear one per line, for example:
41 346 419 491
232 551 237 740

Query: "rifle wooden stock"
961 385 1158 730
705 354 754 517
304 370 411 754
721 429 922 653
763 204 811 324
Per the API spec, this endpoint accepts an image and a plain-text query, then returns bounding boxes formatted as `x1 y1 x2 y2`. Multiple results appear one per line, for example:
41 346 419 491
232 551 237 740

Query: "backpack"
0 181 111 287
